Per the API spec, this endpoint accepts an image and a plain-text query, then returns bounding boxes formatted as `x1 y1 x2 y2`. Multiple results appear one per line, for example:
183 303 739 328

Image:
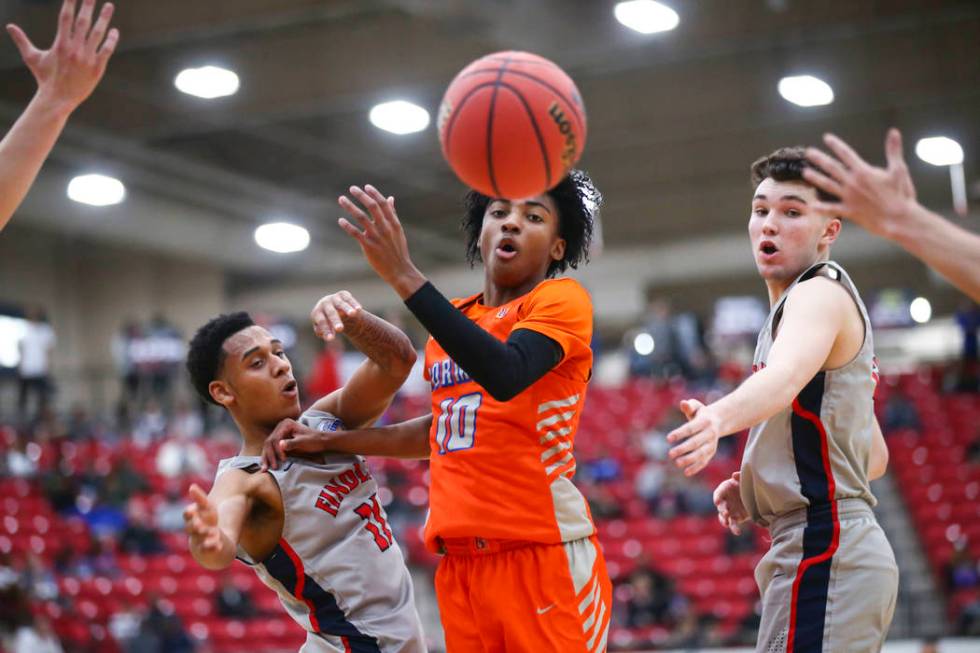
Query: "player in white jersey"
182 292 427 653
665 147 896 652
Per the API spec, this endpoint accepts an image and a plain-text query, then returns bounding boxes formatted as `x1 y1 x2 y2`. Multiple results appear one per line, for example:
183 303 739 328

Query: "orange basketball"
437 51 587 199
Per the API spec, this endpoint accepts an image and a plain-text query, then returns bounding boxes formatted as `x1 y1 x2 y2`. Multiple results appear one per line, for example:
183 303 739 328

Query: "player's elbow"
392 344 418 379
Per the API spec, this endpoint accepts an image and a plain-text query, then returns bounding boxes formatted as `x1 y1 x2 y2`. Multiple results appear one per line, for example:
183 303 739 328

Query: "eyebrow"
241 339 282 361
753 194 809 204
489 198 553 215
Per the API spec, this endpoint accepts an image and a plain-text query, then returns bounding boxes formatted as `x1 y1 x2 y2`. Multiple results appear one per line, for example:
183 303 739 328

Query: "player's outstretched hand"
713 472 749 535
667 398 721 476
338 185 427 299
803 129 919 240
184 484 221 553
7 0 119 114
310 290 362 341
261 418 332 471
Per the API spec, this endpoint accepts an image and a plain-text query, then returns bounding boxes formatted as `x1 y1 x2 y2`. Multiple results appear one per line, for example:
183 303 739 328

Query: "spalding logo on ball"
438 51 587 199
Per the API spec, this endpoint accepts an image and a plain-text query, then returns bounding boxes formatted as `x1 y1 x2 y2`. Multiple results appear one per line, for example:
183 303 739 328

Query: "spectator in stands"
0 552 31 632
625 558 681 627
581 455 622 483
583 481 624 520
967 430 980 465
11 615 63 653
883 388 921 433
118 502 164 555
944 544 980 591
171 399 204 440
156 431 209 479
725 523 758 556
20 553 58 602
136 597 195 653
154 488 187 532
956 300 979 363
113 319 143 426
3 432 37 478
635 457 667 512
102 459 149 508
17 305 56 421
146 314 183 410
919 636 940 653
215 577 255 619
957 597 980 636
132 399 167 447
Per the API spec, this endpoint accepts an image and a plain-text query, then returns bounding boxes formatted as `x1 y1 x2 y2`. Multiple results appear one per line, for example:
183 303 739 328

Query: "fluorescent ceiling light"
614 1 680 34
174 65 240 99
369 100 430 134
254 222 310 254
909 297 932 324
915 136 964 166
67 174 125 206
778 75 834 107
633 332 655 356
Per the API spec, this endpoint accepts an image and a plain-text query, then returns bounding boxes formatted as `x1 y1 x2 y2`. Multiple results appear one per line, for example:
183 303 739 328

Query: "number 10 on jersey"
434 392 482 454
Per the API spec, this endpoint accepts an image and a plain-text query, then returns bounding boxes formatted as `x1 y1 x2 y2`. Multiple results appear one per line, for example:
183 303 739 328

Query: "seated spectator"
883 389 920 433
945 544 979 591
156 431 209 479
584 482 624 520
155 489 187 533
119 502 165 556
725 523 758 555
957 596 980 636
625 559 680 628
132 399 167 447
581 456 622 483
216 577 255 619
12 616 63 653
4 433 37 478
136 597 195 653
20 553 58 602
171 399 204 440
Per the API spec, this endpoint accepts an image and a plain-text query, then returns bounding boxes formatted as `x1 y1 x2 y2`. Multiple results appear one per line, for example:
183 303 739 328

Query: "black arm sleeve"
404 281 563 401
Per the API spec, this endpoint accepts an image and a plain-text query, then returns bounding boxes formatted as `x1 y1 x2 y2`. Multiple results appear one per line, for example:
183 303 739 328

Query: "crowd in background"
0 295 978 651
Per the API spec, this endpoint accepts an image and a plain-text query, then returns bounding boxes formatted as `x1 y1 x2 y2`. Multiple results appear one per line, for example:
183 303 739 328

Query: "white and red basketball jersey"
214 409 426 653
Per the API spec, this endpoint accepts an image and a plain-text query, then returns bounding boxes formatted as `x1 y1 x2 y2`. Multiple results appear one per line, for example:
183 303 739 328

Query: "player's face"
478 194 566 288
749 178 839 284
213 326 301 427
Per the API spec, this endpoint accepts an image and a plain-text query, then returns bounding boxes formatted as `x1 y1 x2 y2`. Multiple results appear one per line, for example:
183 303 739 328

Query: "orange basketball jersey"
423 277 596 551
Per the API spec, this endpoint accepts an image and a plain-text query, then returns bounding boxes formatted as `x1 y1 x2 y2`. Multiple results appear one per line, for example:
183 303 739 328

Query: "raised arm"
805 129 980 302
308 291 416 429
183 476 251 570
1 0 119 232
337 184 564 401
666 278 848 475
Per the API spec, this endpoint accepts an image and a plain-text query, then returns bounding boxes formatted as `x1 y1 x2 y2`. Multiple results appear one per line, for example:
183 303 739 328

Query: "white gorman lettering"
314 461 373 518
429 358 471 390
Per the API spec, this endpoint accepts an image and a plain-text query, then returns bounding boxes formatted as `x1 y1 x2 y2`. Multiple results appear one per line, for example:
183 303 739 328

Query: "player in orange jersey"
264 172 611 652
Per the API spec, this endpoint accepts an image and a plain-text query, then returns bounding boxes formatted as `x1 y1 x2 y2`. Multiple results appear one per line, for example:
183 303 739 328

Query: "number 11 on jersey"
434 392 482 454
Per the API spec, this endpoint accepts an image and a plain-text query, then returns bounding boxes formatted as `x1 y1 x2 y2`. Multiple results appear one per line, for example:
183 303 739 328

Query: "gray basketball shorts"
754 498 898 653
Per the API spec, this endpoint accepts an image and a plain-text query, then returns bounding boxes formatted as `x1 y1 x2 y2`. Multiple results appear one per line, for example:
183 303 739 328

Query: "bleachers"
878 371 980 624
1 369 975 649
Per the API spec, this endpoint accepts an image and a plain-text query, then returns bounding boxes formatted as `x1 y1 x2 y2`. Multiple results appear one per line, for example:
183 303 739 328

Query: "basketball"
437 50 587 199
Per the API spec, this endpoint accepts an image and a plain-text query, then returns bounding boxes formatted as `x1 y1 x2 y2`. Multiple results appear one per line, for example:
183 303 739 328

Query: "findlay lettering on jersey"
314 461 373 518
429 357 471 390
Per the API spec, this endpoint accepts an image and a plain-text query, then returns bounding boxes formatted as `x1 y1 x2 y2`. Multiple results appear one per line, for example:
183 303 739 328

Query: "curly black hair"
750 146 840 203
186 312 255 405
461 169 601 278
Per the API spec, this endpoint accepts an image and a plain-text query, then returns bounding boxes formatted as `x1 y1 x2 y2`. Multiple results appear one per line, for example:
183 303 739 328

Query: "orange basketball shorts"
433 534 612 652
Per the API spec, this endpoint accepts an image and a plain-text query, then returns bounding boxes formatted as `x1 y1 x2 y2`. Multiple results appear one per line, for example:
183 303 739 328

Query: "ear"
821 217 842 247
550 237 567 263
209 380 235 408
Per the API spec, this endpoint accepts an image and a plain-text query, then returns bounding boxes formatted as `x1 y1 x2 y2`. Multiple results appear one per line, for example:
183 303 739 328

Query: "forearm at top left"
342 310 417 377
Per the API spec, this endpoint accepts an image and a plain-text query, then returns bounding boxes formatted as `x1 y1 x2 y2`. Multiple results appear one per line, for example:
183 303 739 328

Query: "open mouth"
495 239 519 260
282 380 298 394
759 241 778 256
